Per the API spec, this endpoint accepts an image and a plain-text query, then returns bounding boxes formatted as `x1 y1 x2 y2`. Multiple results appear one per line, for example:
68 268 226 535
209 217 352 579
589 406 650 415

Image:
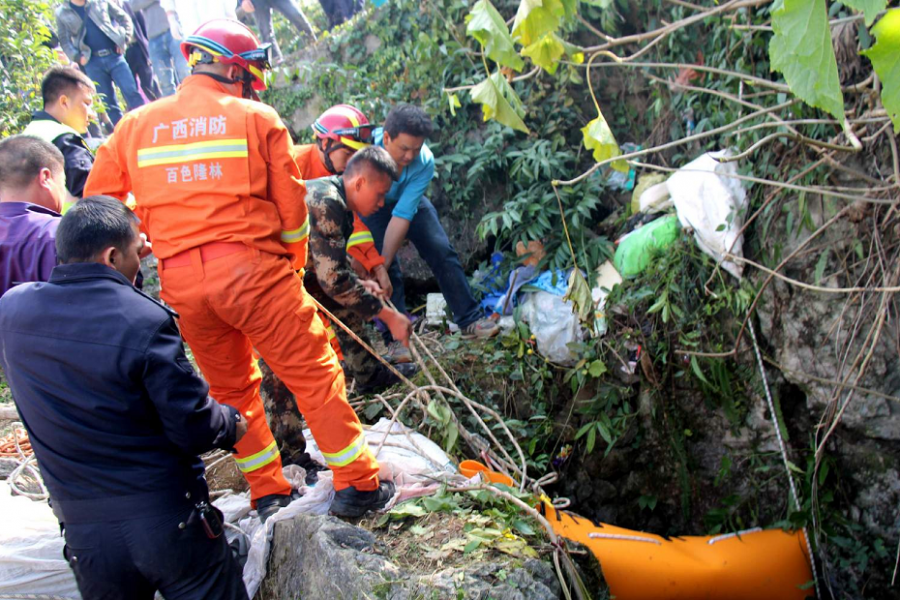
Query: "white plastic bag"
0 486 81 599
518 291 584 365
666 150 748 278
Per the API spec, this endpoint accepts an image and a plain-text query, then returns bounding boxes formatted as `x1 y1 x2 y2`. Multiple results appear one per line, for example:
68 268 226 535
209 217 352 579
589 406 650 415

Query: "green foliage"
862 9 900 132
769 0 845 122
376 485 544 561
841 0 887 26
0 0 59 137
511 0 571 47
520 31 566 74
470 72 530 133
466 0 525 71
581 113 627 171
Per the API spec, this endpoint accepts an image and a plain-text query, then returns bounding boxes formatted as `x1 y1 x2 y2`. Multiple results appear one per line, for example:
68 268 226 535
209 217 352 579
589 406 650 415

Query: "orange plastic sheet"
458 462 814 600
542 501 814 600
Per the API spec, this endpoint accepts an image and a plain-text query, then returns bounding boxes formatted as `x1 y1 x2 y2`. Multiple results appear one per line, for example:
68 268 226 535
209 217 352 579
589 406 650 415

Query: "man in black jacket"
0 196 249 600
23 66 97 200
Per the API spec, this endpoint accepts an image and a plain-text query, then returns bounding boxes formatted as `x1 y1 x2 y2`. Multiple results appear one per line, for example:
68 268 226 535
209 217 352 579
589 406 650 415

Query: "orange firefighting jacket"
292 143 384 273
85 75 309 270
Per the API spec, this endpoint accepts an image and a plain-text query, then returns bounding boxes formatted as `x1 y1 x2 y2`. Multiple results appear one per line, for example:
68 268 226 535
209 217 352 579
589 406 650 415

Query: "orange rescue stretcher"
459 461 815 600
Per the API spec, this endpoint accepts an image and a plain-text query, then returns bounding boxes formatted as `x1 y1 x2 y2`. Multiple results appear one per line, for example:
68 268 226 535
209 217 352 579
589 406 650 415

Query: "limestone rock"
255 512 560 600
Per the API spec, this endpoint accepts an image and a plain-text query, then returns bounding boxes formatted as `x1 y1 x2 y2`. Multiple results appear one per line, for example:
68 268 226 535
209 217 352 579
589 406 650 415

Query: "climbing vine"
0 0 59 137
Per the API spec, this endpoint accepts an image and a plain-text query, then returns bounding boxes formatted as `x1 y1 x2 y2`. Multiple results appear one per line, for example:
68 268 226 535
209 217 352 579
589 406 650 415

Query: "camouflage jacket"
305 176 383 320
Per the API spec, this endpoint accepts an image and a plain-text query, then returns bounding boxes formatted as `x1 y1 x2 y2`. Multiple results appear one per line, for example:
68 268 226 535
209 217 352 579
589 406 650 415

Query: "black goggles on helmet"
332 124 376 143
238 44 273 70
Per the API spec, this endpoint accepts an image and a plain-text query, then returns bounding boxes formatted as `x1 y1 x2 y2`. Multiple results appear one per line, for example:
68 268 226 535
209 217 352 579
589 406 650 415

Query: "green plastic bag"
613 214 681 278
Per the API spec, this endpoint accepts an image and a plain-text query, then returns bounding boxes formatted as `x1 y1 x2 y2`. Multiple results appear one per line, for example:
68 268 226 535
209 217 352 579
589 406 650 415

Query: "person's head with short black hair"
40 65 95 134
55 196 145 284
382 105 433 172
0 135 67 213
384 104 433 140
342 146 398 217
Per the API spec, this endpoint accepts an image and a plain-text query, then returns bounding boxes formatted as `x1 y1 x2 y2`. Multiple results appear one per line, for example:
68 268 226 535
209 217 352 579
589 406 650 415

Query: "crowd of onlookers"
46 0 364 134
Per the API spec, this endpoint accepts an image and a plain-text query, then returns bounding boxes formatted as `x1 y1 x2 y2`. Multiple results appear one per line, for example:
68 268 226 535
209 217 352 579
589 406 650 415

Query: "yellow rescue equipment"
460 461 815 600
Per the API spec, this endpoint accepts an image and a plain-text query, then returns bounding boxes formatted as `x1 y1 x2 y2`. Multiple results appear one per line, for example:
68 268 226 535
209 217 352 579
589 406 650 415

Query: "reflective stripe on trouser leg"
157 251 292 502
226 252 380 492
321 433 369 468
234 440 280 473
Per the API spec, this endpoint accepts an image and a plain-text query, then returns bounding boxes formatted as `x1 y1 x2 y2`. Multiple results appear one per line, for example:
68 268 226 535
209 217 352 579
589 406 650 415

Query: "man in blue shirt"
362 105 498 359
56 0 145 125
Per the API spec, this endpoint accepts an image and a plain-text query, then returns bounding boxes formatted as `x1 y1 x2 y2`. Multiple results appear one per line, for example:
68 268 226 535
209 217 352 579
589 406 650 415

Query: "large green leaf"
842 0 886 26
770 0 845 122
470 72 530 133
581 111 627 171
466 0 525 71
521 31 566 74
512 0 566 47
862 9 900 132
581 0 614 6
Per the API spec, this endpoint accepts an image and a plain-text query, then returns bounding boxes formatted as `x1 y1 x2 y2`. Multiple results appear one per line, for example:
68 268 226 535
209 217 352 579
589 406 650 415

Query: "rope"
587 532 662 545
310 295 584 596
706 527 762 545
5 422 48 501
748 320 820 598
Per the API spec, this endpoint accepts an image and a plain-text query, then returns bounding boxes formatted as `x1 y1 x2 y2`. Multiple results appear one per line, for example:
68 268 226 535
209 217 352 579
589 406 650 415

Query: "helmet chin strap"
317 139 347 175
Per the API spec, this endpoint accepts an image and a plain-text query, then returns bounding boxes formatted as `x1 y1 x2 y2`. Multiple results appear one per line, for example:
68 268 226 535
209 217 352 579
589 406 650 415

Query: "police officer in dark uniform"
0 196 248 600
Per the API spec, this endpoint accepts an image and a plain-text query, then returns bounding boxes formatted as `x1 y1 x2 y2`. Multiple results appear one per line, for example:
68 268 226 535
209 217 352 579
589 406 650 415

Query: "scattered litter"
606 143 640 191
492 265 537 315
515 240 545 267
425 293 449 326
522 269 569 296
591 260 623 336
519 291 583 365
630 172 670 214
614 214 681 278
637 180 673 214
666 150 748 278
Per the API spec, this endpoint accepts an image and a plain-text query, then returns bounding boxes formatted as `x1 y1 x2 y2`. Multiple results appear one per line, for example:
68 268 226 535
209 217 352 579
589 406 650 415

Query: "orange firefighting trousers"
159 244 379 499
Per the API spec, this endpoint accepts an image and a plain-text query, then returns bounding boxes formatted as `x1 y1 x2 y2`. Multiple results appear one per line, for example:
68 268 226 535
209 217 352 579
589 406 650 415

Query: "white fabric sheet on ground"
236 420 459 598
0 485 80 599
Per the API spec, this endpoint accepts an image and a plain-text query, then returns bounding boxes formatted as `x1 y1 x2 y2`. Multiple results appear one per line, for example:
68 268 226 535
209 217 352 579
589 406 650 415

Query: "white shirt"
160 0 237 39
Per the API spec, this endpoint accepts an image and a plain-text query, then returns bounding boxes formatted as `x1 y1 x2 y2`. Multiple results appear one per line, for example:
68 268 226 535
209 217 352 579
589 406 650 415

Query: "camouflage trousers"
303 272 382 387
259 276 383 464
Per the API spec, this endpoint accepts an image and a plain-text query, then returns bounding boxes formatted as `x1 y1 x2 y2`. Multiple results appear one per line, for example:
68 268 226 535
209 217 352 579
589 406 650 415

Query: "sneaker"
256 489 300 523
460 317 500 340
356 363 418 394
383 341 412 364
330 481 396 518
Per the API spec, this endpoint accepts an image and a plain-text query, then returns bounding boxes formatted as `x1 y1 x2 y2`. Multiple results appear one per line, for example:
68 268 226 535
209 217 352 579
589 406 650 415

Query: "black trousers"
125 45 161 102
63 504 247 600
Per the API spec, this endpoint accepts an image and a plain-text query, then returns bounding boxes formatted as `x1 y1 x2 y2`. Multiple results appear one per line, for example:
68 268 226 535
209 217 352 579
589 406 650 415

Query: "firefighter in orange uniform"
84 19 396 520
293 104 391 295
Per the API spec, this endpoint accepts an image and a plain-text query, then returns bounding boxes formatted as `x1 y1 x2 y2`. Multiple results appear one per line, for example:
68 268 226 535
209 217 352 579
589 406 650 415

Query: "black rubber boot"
355 363 418 394
330 481 396 518
256 489 300 523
